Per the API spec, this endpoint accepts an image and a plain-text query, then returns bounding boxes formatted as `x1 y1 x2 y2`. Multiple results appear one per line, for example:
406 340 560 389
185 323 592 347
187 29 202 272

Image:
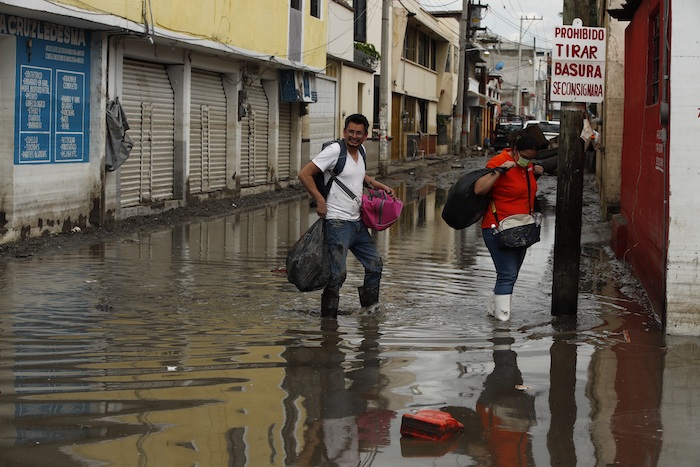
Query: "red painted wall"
617 0 668 318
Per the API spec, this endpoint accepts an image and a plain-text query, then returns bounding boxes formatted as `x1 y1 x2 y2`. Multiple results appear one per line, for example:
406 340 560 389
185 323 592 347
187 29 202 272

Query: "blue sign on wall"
2 14 91 164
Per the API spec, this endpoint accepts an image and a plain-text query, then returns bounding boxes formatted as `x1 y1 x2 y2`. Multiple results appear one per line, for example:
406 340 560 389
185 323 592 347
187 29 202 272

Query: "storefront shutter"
240 81 269 187
278 102 292 180
190 70 227 193
308 76 337 159
120 59 175 207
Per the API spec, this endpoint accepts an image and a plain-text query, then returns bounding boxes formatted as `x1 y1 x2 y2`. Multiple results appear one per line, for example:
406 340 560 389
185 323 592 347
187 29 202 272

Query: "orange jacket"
480 149 538 229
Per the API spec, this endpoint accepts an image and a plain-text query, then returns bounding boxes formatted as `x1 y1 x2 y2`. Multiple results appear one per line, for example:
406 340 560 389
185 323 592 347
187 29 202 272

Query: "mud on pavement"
0 155 449 260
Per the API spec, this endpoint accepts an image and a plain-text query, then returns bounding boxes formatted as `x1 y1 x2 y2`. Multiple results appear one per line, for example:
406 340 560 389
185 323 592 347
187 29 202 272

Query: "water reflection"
477 328 536 465
281 318 394 466
548 318 578 466
0 170 697 466
439 327 536 464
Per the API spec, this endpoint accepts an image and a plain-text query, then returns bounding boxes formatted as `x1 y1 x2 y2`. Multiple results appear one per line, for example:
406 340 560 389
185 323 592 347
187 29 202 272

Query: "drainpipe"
660 0 670 321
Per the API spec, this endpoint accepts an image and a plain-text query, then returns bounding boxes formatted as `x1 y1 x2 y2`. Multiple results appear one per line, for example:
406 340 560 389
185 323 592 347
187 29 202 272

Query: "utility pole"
378 0 391 177
454 0 470 155
515 15 542 116
551 1 591 316
460 0 472 155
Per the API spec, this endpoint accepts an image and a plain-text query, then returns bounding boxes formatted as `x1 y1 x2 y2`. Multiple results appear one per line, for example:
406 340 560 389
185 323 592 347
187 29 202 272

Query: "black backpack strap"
328 171 357 201
332 140 347 175
334 140 366 173
325 140 366 200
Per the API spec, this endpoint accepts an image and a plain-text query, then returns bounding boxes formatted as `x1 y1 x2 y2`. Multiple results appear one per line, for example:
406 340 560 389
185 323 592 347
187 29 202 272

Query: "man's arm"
299 162 328 217
364 175 395 198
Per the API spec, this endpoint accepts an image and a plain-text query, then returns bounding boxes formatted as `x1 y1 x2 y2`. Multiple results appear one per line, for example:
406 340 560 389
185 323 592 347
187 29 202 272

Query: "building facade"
610 0 700 335
390 0 458 160
0 0 327 243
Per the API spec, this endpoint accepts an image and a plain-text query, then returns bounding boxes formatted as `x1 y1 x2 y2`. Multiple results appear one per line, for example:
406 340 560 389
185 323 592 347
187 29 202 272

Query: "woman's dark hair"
514 135 538 151
344 113 369 132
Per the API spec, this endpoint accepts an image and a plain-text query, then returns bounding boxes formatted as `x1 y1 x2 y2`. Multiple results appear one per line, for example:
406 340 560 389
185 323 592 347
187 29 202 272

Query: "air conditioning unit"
279 70 317 103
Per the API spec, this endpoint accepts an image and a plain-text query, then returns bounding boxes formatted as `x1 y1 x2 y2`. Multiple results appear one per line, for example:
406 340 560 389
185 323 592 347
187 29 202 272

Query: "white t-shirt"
313 142 366 221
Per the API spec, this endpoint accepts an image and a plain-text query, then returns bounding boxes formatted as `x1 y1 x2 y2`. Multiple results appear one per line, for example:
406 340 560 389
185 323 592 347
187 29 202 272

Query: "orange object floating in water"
400 409 464 441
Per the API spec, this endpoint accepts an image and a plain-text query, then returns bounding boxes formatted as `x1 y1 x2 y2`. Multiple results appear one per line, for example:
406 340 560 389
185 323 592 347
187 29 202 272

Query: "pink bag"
361 189 403 231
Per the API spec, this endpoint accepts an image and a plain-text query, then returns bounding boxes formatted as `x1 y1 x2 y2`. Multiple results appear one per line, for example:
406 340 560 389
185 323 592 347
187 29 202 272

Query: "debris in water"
271 267 287 276
623 329 631 343
400 409 464 440
515 385 531 391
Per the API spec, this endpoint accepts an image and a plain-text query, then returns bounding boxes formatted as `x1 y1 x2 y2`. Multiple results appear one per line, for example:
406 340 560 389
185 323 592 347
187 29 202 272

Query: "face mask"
516 154 531 167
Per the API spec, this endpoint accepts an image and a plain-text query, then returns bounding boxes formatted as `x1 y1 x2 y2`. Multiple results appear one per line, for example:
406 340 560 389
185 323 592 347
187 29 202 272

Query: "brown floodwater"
0 175 698 466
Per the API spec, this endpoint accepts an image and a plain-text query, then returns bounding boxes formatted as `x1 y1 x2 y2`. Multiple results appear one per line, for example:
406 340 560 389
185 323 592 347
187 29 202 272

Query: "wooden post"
551 103 585 315
551 1 590 316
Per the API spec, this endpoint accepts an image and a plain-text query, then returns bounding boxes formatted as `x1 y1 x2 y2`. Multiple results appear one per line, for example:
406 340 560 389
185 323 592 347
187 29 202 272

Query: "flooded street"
1 163 699 466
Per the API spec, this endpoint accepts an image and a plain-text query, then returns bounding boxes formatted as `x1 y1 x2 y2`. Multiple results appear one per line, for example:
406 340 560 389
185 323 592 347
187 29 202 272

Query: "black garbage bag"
441 168 494 230
286 219 330 292
105 97 133 171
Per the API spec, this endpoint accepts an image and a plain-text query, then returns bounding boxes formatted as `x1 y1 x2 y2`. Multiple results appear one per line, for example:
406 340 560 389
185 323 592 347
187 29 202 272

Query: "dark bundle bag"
286 219 329 292
441 168 495 230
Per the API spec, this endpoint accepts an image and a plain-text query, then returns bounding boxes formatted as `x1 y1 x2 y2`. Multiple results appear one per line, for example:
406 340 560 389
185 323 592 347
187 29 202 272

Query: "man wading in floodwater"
298 114 395 319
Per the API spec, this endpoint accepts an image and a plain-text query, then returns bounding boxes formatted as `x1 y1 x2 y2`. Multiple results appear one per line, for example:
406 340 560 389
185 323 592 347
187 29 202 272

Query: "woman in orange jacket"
473 135 544 321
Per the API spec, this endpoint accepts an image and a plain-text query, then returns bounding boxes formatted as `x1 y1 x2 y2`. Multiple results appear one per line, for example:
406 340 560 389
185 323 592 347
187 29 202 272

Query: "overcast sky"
420 0 564 49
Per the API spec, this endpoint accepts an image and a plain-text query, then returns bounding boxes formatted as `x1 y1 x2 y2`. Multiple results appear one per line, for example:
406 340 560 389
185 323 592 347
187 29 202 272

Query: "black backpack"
313 139 367 200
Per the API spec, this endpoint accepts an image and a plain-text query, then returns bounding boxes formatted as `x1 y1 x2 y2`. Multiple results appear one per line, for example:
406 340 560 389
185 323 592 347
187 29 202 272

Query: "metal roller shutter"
309 77 337 158
240 82 269 187
278 102 292 180
190 70 227 194
120 59 175 207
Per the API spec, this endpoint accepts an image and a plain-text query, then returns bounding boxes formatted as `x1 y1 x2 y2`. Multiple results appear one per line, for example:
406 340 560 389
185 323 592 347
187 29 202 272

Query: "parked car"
523 120 560 141
492 121 524 150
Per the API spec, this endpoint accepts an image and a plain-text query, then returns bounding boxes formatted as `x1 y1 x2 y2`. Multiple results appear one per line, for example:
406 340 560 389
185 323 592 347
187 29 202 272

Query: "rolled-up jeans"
325 219 383 293
482 228 528 295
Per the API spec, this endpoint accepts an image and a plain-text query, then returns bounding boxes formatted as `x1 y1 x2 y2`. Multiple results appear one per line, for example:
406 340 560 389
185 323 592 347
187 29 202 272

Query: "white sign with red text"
550 18 606 103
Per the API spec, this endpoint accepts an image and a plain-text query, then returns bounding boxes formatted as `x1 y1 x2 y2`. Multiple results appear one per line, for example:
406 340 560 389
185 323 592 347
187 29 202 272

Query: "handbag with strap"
491 169 541 248
329 173 402 231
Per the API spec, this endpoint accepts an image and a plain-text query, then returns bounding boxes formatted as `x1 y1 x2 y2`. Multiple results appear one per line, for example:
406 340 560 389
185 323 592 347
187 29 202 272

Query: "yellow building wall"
302 9 326 68
53 0 327 68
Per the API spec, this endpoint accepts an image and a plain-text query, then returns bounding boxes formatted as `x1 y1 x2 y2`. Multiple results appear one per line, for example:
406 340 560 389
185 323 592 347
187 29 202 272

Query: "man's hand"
383 186 396 199
315 198 328 218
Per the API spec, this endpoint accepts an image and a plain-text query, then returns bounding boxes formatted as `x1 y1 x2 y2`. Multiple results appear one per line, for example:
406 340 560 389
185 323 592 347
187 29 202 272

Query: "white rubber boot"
493 294 512 321
487 293 496 317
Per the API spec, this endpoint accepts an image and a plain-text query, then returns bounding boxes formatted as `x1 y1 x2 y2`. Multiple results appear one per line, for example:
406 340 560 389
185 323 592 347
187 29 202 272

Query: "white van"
523 120 560 141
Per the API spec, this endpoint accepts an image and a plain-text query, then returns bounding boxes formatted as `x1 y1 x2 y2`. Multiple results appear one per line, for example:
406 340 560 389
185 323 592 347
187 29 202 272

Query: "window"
418 99 428 133
648 11 660 104
357 82 364 114
403 25 436 71
291 0 301 10
311 0 320 18
417 32 427 66
354 0 367 42
404 27 417 62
